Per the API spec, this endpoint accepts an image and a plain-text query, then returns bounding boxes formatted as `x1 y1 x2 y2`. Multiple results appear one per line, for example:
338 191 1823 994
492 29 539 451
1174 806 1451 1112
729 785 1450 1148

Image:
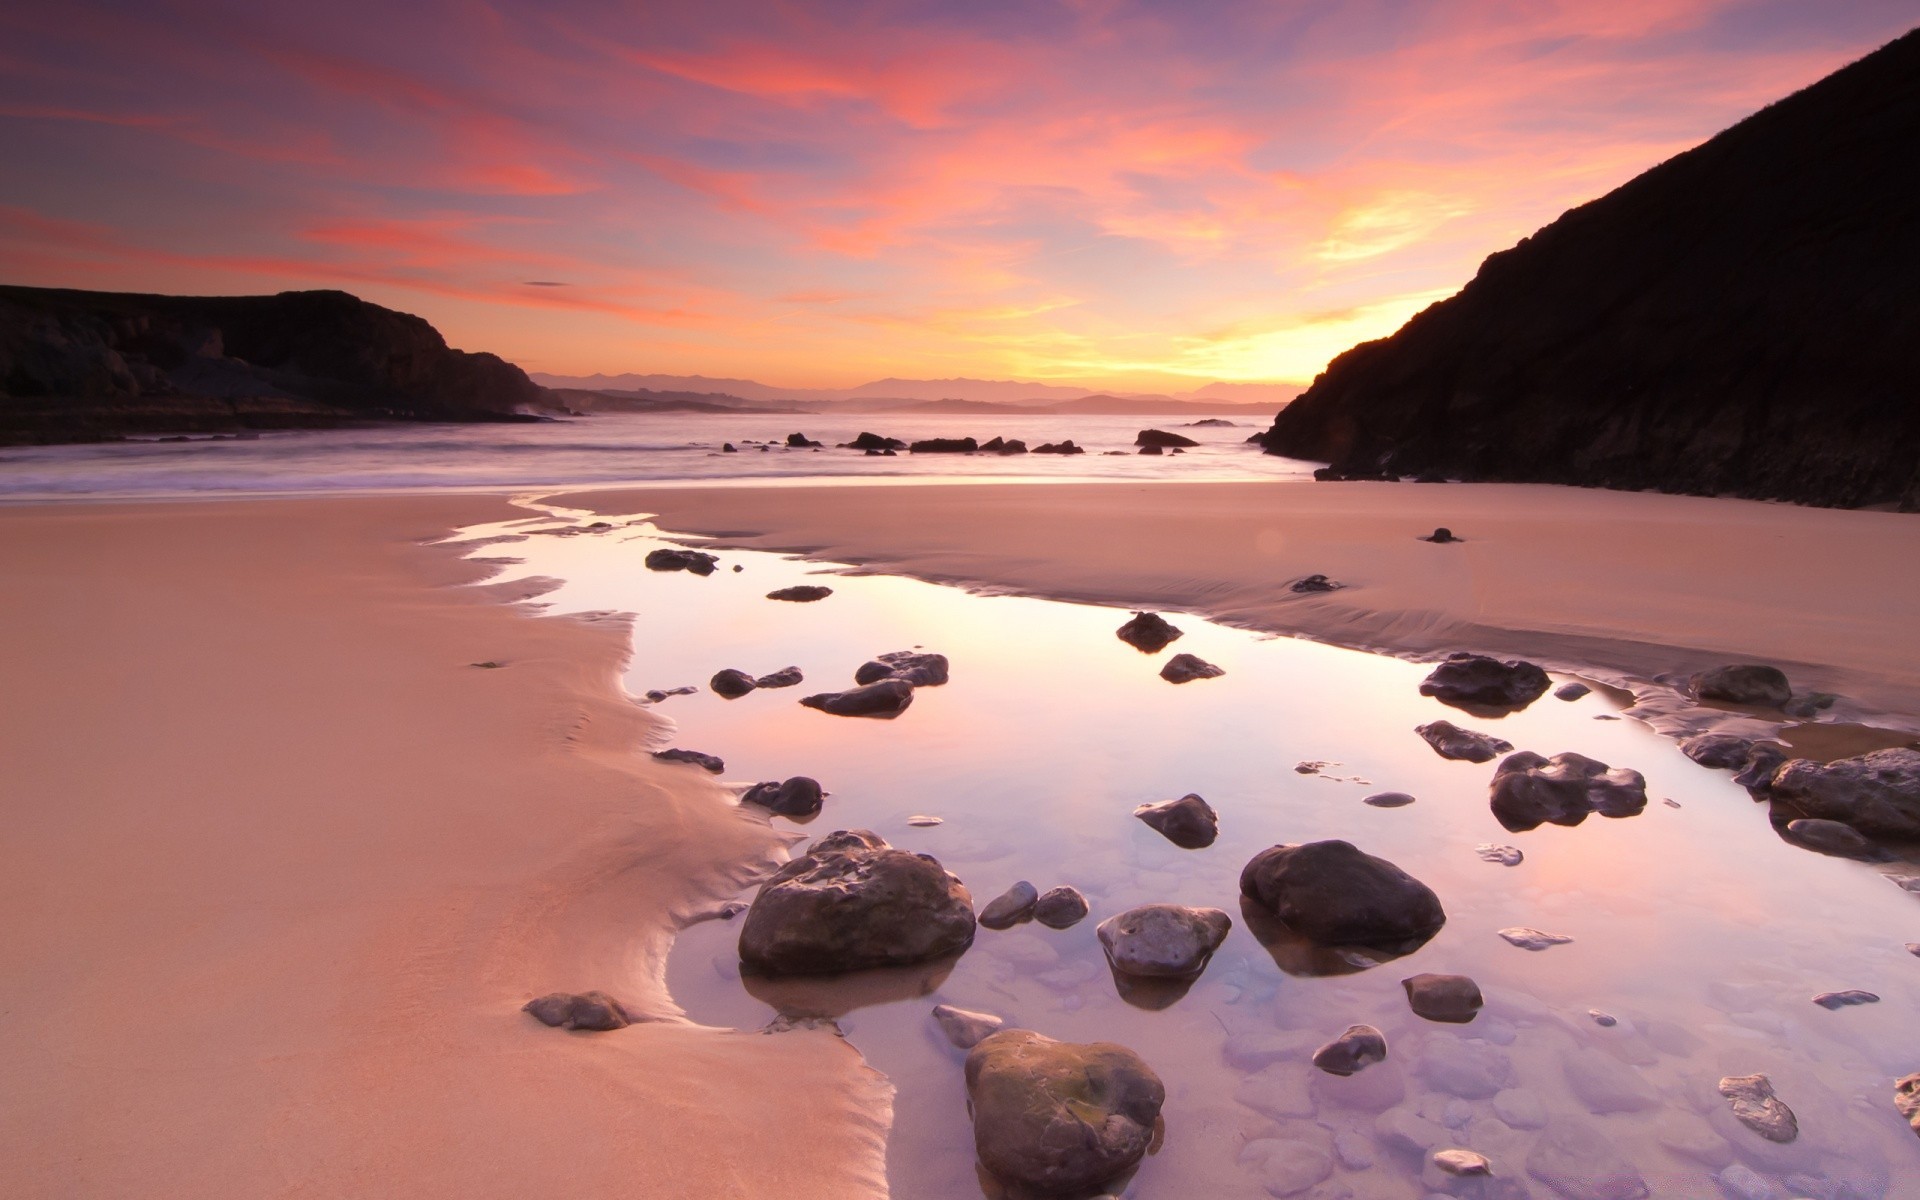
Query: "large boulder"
1240 840 1446 947
964 1030 1166 1195
1133 793 1218 848
1096 904 1231 977
1768 748 1920 839
1416 720 1514 763
1689 664 1792 707
738 834 975 974
710 668 757 699
799 678 915 718
1136 428 1200 448
1418 653 1550 710
1490 751 1648 832
841 432 904 451
1116 611 1182 653
909 437 978 453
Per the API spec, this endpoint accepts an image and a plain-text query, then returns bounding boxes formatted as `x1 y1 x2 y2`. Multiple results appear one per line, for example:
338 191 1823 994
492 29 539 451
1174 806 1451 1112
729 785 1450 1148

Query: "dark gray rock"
1419 653 1550 709
1690 664 1792 707
980 881 1040 930
1116 611 1182 653
1719 1074 1797 1143
1417 719 1514 762
1241 840 1446 946
1095 904 1231 977
1136 428 1199 448
740 776 825 818
644 548 719 575
1783 691 1839 718
1735 743 1792 796
1526 1118 1649 1200
909 436 977 453
766 585 833 602
1423 528 1461 544
754 665 804 689
523 990 632 1031
1554 681 1593 701
853 660 893 685
799 678 915 718
1290 573 1342 593
786 432 821 448
1811 988 1879 1009
842 432 904 451
1133 793 1219 848
1031 440 1084 454
710 668 757 699
1313 1024 1388 1076
1489 751 1648 831
874 650 949 686
1136 443 1163 455
1681 732 1759 769
652 748 724 773
1160 652 1224 683
1783 817 1878 857
1770 748 1920 839
738 833 975 974
1033 886 1089 929
965 1030 1164 1194
931 1004 1004 1050
1403 973 1484 1023
1365 791 1417 807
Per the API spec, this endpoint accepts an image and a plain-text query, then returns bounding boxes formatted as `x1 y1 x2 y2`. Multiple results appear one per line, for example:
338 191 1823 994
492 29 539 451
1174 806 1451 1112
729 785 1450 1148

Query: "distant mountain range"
534 372 1300 413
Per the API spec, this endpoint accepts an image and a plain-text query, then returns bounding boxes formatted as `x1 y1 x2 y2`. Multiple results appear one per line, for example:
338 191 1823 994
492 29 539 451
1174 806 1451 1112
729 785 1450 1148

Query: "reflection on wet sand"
475 509 1920 1199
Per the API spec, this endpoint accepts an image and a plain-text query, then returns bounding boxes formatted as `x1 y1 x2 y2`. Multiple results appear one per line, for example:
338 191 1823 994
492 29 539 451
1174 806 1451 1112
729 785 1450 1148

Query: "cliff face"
1259 28 1920 510
0 286 553 443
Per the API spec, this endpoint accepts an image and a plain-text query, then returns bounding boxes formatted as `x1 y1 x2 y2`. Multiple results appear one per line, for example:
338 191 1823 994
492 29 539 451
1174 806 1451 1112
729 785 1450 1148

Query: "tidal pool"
467 502 1920 1199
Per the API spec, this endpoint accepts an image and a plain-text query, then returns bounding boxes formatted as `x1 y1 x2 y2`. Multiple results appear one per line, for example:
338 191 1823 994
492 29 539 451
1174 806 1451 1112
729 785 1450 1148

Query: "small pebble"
1476 843 1523 866
1432 1148 1492 1176
1811 989 1879 1009
906 815 944 827
1499 927 1573 951
1364 791 1416 807
1663 798 1682 808
1589 1010 1618 1027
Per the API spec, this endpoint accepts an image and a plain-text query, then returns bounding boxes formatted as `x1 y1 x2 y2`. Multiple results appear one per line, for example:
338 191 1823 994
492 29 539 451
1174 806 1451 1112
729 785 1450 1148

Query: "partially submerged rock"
870 649 950 686
1476 843 1524 866
931 1003 1004 1050
799 678 915 718
1782 817 1877 858
1031 440 1085 454
1811 988 1878 1009
523 990 632 1031
1418 652 1550 710
841 432 904 451
1365 791 1417 807
1718 1073 1798 1143
1160 652 1224 683
1133 793 1218 848
738 833 975 974
1422 527 1461 543
740 776 825 818
766 585 833 602
644 547 719 575
1402 973 1483 1023
1312 1025 1387 1076
1769 748 1920 840
909 436 978 453
1033 886 1089 929
1096 904 1231 977
652 748 725 774
1240 839 1446 947
1416 719 1514 762
1681 732 1760 770
1554 680 1592 701
1689 664 1792 708
980 881 1040 930
754 665 804 689
1499 927 1573 951
1489 750 1648 832
965 1030 1165 1195
710 668 757 699
1116 611 1182 653
785 431 821 448
1290 573 1342 593
1135 428 1199 448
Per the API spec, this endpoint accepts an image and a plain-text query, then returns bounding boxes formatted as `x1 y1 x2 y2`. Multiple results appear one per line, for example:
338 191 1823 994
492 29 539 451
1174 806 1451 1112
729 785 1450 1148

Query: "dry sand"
0 496 888 1200
565 480 1920 724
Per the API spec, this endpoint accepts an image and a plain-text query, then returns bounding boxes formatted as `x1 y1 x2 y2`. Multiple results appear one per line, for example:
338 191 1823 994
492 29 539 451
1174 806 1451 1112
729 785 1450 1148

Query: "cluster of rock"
800 649 948 718
1489 750 1649 831
644 548 719 575
978 880 1089 930
710 664 804 698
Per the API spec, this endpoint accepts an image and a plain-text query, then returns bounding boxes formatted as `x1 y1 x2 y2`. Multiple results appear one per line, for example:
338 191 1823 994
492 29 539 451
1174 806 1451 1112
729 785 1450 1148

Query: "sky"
0 1 1911 389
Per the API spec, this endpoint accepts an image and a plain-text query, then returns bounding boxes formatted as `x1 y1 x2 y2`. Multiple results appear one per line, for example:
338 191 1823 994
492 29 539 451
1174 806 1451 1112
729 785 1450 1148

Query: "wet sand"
0 497 887 1199
564 481 1920 726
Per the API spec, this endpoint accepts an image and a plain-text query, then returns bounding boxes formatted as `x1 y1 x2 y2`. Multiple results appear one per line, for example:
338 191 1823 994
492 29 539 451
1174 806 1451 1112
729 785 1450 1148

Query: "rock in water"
1433 1148 1493 1176
1555 681 1593 701
1811 988 1878 1009
1783 818 1877 857
1489 750 1648 831
740 776 825 818
1718 1074 1798 1143
1476 843 1524 866
1689 664 1792 707
1290 573 1341 593
1402 973 1483 1023
766 585 833 601
1418 653 1550 710
1769 748 1920 840
1416 719 1515 762
1422 528 1461 543
644 548 719 575
1116 611 1182 653
931 1004 1004 1050
1133 793 1219 848
1526 1118 1649 1200
1241 839 1447 947
1365 791 1417 807
1160 652 1224 683
1680 732 1759 769
980 881 1040 930
1136 428 1200 448
1312 1025 1388 1076
798 678 915 718
965 1030 1165 1195
523 991 632 1031
652 748 725 774
1499 927 1574 951
1096 904 1231 977
867 650 950 687
738 833 975 974
785 431 821 448
1895 1073 1920 1140
1032 886 1089 929
754 665 804 689
710 668 757 698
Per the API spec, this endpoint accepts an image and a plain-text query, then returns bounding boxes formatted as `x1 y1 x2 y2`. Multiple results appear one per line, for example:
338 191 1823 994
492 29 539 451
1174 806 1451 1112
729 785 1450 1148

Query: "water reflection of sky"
468 504 1920 1199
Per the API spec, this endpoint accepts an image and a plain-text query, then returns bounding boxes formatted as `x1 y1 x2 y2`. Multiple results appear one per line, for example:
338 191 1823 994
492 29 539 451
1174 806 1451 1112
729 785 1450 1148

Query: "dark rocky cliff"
0 286 555 444
1258 28 1920 510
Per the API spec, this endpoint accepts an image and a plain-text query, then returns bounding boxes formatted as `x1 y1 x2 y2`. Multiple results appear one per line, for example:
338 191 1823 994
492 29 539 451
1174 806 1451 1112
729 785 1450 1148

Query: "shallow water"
0 411 1311 499
467 503 1920 1200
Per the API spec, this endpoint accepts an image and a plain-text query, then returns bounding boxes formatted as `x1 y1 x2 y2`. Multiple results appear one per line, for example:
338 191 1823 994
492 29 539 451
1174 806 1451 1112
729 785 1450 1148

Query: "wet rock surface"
1769 748 1920 840
799 678 916 718
1689 664 1792 707
1499 927 1573 951
1402 973 1483 1023
1781 817 1877 857
740 776 825 818
964 1029 1165 1195
644 547 719 575
1159 652 1224 683
1680 732 1760 769
1289 573 1341 593
738 833 975 974
1718 1073 1798 1143
930 1004 1004 1050
652 748 725 773
1365 790 1417 808
980 880 1040 930
861 649 950 687
1417 719 1515 762
1810 988 1878 1009
523 990 632 1031
1489 750 1648 831
1135 428 1199 448
1419 653 1550 710
1241 839 1447 948
754 665 804 689
1095 904 1231 977
766 585 833 602
710 667 757 698
1115 611 1182 653
1032 886 1089 929
1133 793 1219 848
1312 1024 1387 1075
1554 680 1592 701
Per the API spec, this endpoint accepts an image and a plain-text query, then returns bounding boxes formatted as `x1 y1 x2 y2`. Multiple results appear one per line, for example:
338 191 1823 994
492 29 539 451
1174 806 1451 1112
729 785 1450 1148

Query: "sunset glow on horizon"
1 1 1910 390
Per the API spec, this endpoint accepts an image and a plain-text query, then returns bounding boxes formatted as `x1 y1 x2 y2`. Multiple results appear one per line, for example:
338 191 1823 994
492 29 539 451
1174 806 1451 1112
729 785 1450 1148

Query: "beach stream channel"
461 502 1920 1200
